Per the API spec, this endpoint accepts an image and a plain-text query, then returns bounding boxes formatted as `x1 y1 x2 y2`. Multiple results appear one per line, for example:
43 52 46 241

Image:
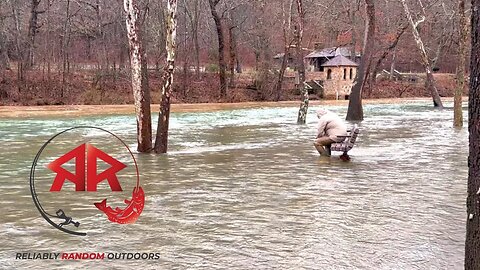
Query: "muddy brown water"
0 101 468 269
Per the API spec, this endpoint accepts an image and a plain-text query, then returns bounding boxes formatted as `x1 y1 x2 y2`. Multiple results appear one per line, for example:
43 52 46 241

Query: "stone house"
273 46 360 99
304 47 360 99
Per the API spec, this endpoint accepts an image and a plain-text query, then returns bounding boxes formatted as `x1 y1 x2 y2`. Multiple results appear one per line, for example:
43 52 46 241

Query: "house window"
343 68 347 80
327 69 332 80
349 68 353 80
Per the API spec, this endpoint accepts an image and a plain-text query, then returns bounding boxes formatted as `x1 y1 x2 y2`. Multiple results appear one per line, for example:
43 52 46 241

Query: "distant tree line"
0 0 468 99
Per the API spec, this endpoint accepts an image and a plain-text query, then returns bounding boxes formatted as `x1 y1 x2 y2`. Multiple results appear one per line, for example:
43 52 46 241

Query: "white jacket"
317 112 348 142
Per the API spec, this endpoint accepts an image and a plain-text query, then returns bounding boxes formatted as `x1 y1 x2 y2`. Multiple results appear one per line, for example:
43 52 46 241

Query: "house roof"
304 46 359 59
274 49 310 59
321 55 359 67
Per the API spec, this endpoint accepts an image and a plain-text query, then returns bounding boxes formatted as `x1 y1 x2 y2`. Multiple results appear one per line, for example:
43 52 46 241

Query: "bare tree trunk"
94 0 109 91
154 0 177 154
25 0 42 69
465 0 480 267
236 57 241 73
454 0 467 128
400 0 444 108
368 24 408 96
258 40 271 99
61 0 72 99
346 0 375 121
124 0 153 153
347 1 358 61
431 42 444 71
11 2 25 87
185 0 200 78
295 0 308 124
252 0 271 99
0 1 9 72
275 49 289 101
193 0 200 77
193 33 200 77
390 48 397 80
208 0 227 97
44 0 52 83
227 14 237 88
274 0 294 102
431 24 452 71
182 0 189 97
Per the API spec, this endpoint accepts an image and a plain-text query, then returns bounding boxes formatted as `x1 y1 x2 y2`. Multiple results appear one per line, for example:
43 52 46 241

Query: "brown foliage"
0 70 462 106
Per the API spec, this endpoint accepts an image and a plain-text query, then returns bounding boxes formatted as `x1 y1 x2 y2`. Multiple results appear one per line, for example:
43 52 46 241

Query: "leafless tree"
25 0 42 69
0 1 10 72
399 0 444 108
368 23 408 95
465 0 480 267
124 0 152 152
454 0 467 127
227 8 238 88
208 0 227 97
346 0 375 121
273 0 294 101
154 0 178 154
0 0 467 108
184 0 201 77
295 0 308 124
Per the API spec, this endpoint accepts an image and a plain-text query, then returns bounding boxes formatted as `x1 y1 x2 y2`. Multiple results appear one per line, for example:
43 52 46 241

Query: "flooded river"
0 101 468 269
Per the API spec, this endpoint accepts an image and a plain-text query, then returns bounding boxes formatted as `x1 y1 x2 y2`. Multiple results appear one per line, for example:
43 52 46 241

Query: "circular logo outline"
29 126 141 236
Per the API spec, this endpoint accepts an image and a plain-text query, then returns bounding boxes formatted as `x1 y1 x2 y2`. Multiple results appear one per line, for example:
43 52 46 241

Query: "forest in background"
0 0 470 105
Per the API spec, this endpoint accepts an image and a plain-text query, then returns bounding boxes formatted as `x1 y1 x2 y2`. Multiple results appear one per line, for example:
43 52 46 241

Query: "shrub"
206 64 219 73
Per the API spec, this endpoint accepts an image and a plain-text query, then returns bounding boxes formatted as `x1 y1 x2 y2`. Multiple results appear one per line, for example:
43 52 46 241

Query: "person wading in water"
314 108 348 156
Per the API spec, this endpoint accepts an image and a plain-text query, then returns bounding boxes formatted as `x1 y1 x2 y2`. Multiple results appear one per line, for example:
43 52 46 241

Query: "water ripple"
0 101 468 269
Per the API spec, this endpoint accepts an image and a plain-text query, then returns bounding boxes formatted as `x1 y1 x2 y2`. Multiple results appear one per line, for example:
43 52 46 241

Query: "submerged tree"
154 0 178 154
399 0 444 109
454 0 467 128
295 0 308 124
124 0 152 152
346 0 375 121
465 0 480 268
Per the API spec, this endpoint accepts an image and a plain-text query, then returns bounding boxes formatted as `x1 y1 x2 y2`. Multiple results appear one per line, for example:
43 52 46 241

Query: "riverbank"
0 97 467 118
0 69 460 106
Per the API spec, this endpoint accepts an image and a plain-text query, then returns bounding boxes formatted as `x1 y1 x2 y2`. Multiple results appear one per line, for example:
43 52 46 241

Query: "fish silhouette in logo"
94 187 145 224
